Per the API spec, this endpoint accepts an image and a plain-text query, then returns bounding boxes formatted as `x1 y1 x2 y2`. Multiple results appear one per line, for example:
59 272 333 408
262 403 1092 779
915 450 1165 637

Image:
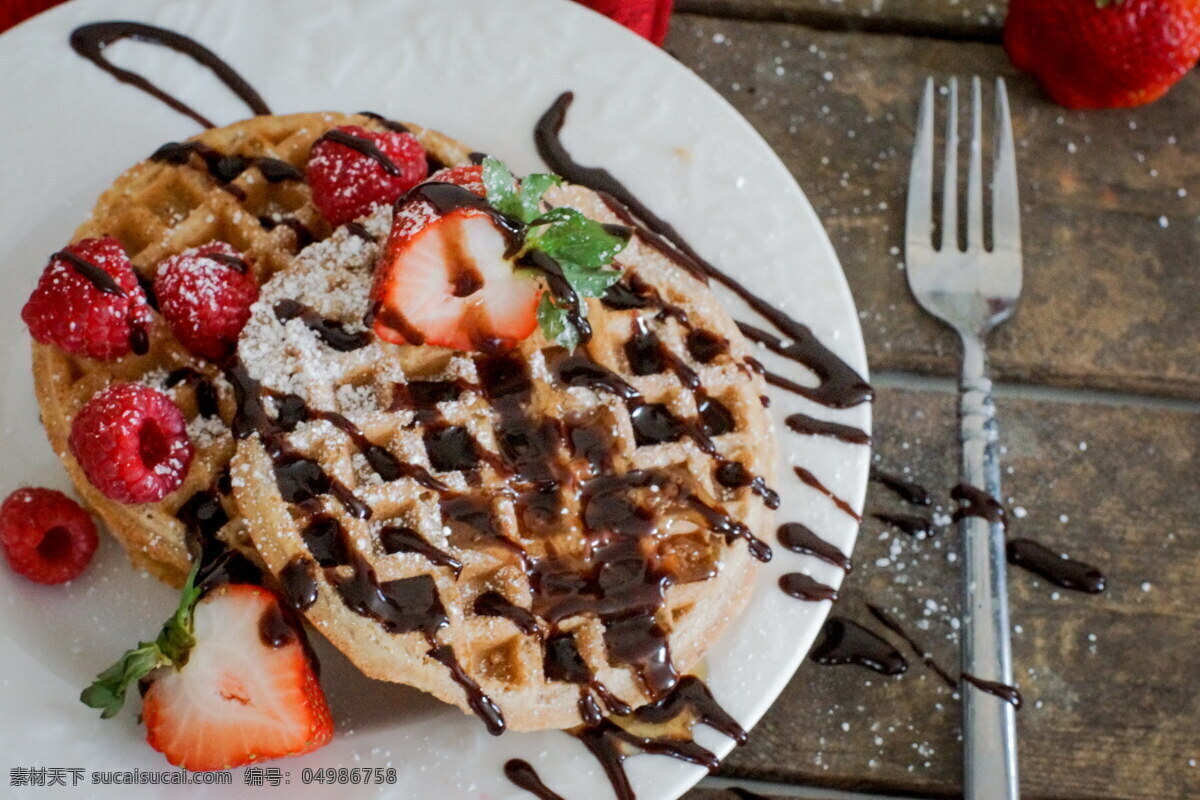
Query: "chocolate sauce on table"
785 412 872 446
871 511 934 538
951 483 1006 526
866 604 956 689
273 299 371 352
869 467 932 506
779 573 838 602
1007 539 1107 593
810 617 908 675
69 22 271 128
504 760 567 800
777 522 852 572
793 466 861 522
960 673 1022 709
535 91 873 411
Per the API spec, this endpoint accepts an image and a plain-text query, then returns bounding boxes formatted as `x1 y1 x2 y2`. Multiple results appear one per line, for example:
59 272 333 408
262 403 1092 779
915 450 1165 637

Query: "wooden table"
661 2 1200 798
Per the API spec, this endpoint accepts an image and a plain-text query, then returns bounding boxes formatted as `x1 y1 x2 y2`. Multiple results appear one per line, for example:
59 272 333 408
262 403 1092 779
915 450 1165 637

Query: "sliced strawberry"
371 188 540 354
141 584 332 771
427 164 486 196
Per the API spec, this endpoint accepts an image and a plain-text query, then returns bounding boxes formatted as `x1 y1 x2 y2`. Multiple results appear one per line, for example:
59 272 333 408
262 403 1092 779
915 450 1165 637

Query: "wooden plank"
675 0 1006 40
691 386 1200 798
664 16 1200 399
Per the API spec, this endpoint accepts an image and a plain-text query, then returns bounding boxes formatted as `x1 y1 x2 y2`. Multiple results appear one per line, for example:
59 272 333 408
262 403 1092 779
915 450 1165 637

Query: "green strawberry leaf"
81 560 203 718
537 293 581 352
529 207 630 268
79 642 165 719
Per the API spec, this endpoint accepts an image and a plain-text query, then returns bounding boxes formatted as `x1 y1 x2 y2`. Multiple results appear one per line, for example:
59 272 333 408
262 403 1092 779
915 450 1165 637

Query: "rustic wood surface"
677 0 1006 39
665 15 1200 400
660 4 1200 800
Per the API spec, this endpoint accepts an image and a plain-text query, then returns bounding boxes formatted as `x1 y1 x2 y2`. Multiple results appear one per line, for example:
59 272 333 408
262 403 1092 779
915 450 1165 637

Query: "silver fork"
905 76 1022 800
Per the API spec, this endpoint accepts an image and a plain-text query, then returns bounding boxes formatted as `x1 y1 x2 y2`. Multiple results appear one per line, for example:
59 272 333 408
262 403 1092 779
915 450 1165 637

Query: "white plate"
0 0 871 798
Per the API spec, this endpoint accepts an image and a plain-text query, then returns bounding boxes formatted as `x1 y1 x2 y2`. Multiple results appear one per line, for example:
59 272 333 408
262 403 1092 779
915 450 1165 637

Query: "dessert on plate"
14 109 778 764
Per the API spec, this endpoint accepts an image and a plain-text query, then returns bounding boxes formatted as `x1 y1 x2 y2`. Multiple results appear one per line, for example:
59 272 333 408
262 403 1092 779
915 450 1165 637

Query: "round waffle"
230 185 777 732
31 112 474 585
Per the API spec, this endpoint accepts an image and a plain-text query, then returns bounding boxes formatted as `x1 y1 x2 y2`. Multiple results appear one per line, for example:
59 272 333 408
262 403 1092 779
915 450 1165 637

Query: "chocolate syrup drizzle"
313 129 402 175
950 483 1006 526
1007 539 1107 593
149 140 300 202
871 512 934 538
777 522 852 572
504 760 567 800
50 249 149 354
69 22 271 128
866 604 956 688
793 466 861 522
785 412 872 446
810 618 908 675
273 299 372 352
779 573 838 602
869 467 931 506
960 673 1023 709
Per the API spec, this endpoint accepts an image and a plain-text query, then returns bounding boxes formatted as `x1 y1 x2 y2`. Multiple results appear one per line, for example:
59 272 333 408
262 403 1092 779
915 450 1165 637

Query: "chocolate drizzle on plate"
793 466 861 522
786 412 872 445
777 522 852 572
1007 539 1107 593
504 760 567 800
69 22 271 128
779 573 838 602
810 617 908 675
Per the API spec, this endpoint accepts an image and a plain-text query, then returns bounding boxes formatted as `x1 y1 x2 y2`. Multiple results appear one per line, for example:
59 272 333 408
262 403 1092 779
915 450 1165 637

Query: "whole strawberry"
1005 0 1200 109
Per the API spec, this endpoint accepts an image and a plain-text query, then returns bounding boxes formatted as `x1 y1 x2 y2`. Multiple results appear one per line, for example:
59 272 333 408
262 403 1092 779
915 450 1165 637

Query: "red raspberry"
306 125 428 225
69 383 194 504
428 164 485 196
0 488 98 584
21 237 152 361
153 241 259 361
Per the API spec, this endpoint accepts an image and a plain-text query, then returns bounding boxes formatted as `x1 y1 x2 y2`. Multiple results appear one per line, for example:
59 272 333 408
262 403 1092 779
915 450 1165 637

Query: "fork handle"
958 334 1020 800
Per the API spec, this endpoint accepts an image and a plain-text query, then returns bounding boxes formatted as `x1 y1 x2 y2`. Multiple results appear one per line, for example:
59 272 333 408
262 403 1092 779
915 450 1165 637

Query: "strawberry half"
82 574 332 771
370 184 541 354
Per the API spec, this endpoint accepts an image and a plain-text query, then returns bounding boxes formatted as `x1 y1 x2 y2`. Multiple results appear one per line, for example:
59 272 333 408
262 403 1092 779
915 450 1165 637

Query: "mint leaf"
516 173 562 222
537 294 580 352
558 260 623 298
482 157 521 219
81 560 203 718
529 207 630 268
